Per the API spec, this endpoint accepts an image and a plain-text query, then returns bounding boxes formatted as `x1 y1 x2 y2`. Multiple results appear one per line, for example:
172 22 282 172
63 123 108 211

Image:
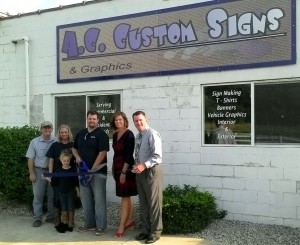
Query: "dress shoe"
135 233 149 240
145 235 160 244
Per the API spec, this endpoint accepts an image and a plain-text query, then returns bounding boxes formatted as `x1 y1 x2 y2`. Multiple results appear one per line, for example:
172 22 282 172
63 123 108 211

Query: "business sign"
57 0 296 83
88 94 121 138
204 84 251 145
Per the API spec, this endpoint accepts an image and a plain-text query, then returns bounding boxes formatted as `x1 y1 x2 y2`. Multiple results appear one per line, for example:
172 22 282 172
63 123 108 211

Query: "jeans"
32 168 54 221
79 174 107 229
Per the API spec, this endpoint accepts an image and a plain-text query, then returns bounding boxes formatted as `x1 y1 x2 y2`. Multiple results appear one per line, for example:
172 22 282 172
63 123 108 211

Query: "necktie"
134 132 142 164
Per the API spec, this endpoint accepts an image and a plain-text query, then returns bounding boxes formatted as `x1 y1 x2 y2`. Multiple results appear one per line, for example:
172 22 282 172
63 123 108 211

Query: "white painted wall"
0 0 300 227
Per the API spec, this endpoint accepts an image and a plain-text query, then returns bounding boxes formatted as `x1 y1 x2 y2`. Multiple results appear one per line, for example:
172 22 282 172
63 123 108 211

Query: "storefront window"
204 84 251 145
204 82 300 145
55 95 86 136
55 93 120 139
88 94 121 138
255 82 300 144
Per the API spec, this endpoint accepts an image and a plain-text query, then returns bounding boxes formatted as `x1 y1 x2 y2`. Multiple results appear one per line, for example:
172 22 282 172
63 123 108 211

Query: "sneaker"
32 220 42 227
77 226 96 232
95 228 105 236
45 217 55 223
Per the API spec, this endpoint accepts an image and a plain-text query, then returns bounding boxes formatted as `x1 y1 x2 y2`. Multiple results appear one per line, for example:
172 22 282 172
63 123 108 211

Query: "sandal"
114 230 125 238
125 221 135 231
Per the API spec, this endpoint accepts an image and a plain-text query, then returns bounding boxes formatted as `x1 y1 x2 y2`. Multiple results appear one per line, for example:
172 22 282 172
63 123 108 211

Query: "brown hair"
87 110 100 120
132 110 146 119
111 111 129 130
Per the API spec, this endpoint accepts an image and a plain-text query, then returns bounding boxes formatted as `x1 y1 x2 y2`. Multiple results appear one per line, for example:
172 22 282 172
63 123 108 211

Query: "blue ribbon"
78 161 91 186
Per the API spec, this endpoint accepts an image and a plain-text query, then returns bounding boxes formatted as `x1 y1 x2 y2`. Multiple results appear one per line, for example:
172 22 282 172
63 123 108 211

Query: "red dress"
112 129 138 197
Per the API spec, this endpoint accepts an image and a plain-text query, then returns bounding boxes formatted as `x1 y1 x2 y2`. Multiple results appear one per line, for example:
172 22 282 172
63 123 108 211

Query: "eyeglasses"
42 126 52 129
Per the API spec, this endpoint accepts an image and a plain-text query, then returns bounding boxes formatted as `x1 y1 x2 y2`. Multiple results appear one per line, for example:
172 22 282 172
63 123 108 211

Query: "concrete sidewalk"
0 214 223 245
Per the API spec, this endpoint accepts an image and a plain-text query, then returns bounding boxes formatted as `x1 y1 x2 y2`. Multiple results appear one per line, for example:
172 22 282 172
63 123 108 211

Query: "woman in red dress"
111 111 137 238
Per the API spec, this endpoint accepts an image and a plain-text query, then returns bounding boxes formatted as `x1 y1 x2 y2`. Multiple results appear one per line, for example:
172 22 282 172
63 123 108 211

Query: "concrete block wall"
200 146 300 227
0 0 300 227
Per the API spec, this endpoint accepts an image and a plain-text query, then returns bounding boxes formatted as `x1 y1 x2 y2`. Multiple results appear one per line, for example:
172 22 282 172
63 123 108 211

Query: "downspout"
11 36 30 126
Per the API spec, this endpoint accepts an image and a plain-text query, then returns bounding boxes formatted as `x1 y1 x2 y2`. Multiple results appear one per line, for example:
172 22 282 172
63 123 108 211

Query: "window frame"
53 91 122 140
202 79 300 147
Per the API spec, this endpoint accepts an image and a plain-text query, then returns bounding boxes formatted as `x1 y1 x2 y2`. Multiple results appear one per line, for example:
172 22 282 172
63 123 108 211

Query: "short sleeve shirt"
26 136 57 168
73 127 109 173
46 141 74 170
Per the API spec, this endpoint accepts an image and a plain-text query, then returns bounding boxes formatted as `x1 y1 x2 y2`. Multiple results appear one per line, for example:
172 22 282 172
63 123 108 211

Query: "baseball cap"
40 121 53 128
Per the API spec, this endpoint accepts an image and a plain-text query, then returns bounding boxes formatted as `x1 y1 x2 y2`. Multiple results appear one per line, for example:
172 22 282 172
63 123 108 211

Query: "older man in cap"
26 121 57 227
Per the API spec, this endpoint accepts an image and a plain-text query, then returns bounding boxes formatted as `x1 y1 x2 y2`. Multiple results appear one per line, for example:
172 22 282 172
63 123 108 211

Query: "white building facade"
1 0 300 227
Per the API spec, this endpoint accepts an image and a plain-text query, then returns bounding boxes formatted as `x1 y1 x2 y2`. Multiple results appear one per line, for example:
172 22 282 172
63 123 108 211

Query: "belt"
34 166 47 170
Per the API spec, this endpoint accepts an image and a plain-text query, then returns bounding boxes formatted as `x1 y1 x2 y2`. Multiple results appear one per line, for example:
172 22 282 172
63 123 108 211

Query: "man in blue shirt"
26 121 57 227
132 111 163 244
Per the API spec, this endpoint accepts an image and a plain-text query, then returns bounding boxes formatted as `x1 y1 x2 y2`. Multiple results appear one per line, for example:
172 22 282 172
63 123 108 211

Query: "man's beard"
88 122 97 129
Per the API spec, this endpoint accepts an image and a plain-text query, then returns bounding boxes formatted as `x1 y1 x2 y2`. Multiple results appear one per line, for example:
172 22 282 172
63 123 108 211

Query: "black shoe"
145 235 160 244
56 222 66 233
135 233 149 240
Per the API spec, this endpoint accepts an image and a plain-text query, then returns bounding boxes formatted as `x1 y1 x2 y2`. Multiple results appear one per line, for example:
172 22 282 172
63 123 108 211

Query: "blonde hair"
57 124 73 142
59 149 73 161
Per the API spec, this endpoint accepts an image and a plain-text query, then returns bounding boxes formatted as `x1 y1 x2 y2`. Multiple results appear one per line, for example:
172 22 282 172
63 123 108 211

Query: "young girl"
52 150 79 233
